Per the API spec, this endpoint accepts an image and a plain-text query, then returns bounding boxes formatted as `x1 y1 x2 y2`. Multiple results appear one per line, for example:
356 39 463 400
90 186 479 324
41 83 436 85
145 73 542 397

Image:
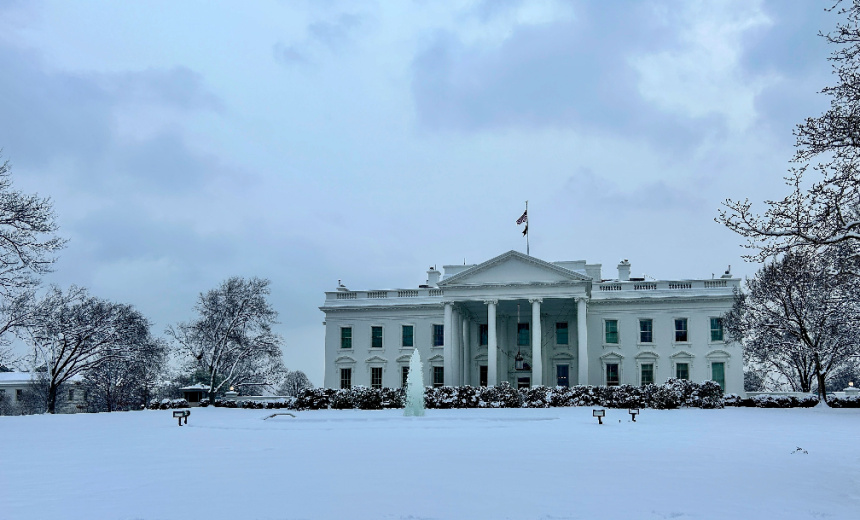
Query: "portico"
437 251 591 388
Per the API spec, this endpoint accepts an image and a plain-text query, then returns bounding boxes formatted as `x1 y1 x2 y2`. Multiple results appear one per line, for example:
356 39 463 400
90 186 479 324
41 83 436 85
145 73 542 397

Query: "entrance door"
556 364 569 387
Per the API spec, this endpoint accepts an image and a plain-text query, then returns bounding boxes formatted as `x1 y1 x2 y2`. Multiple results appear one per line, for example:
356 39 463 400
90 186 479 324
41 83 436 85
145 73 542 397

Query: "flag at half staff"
516 210 528 225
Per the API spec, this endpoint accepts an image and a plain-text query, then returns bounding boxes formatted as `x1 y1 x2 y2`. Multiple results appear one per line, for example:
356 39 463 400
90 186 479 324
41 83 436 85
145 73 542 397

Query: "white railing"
705 280 728 288
599 284 622 291
634 283 657 291
668 283 692 290
327 288 444 301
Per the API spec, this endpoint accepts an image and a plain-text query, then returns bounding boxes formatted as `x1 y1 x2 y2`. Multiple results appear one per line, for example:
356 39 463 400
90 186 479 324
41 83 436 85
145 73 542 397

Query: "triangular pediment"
438 251 590 287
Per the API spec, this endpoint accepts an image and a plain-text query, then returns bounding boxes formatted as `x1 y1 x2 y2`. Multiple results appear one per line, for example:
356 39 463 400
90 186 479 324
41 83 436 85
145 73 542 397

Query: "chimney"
617 259 631 281
426 266 441 287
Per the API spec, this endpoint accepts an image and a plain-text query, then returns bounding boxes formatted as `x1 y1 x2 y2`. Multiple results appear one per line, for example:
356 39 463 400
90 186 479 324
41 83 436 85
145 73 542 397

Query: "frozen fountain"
403 349 425 416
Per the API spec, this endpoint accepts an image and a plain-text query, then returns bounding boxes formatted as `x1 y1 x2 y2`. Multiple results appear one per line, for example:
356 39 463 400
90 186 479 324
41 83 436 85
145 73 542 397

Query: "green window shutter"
712 362 725 389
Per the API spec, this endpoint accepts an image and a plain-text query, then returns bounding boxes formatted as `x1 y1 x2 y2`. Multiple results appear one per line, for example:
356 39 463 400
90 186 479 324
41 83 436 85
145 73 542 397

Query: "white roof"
0 372 83 385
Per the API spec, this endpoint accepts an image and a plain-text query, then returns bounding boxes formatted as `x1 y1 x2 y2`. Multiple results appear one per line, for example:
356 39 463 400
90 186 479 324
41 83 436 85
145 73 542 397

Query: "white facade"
320 251 743 394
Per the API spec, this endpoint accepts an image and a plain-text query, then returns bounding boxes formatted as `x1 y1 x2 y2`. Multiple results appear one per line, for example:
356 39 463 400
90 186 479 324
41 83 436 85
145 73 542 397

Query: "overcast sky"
0 0 838 385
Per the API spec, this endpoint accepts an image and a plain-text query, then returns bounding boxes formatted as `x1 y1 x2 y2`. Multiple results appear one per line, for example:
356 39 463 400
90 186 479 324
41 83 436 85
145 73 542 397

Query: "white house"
320 250 743 394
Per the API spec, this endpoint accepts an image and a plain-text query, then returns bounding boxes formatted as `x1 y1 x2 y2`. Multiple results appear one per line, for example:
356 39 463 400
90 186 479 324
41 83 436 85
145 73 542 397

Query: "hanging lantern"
515 352 524 370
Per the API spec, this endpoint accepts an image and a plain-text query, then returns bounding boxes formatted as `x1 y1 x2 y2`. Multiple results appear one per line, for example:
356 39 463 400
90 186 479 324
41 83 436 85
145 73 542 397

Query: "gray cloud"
410 3 725 151
564 167 705 214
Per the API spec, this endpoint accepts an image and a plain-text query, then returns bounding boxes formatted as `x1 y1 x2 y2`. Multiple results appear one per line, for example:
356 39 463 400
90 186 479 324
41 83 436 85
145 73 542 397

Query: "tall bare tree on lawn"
724 247 860 402
0 155 66 366
23 286 155 413
718 1 860 263
168 277 284 403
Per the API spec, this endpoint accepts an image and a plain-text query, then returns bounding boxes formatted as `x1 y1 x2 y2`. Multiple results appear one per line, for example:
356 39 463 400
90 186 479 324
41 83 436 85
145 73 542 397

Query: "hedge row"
155 386 860 411
206 379 724 411
147 398 190 410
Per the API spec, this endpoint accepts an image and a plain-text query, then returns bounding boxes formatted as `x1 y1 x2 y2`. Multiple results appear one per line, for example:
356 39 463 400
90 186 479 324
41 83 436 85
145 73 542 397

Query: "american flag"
516 210 528 225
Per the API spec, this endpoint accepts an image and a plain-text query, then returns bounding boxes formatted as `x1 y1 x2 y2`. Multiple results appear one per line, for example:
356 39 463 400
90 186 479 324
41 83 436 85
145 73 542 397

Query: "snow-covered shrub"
198 398 210 407
521 386 552 408
647 385 682 409
693 381 724 409
457 386 481 408
723 394 745 407
827 394 860 408
353 387 383 410
750 394 813 408
330 388 357 409
795 394 819 407
295 388 335 410
380 387 404 408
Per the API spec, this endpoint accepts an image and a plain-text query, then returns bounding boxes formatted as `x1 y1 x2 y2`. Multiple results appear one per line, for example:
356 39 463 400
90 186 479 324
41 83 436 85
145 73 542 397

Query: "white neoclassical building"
320 250 743 394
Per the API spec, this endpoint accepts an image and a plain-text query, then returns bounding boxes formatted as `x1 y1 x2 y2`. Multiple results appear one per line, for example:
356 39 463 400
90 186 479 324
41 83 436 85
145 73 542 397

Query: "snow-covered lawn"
2 406 858 520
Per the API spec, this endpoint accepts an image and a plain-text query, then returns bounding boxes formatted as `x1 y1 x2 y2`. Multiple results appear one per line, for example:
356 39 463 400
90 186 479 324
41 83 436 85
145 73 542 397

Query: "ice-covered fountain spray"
403 349 425 416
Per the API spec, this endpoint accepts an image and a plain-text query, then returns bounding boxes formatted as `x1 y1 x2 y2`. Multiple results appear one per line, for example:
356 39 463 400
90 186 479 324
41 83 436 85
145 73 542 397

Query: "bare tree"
278 370 312 397
724 248 860 402
167 277 284 402
0 156 65 357
718 2 860 261
23 286 153 413
82 337 168 412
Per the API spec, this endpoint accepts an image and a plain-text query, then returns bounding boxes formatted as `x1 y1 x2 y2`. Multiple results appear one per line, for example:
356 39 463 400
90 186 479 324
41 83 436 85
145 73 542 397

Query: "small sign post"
629 408 639 422
593 409 605 425
173 410 190 426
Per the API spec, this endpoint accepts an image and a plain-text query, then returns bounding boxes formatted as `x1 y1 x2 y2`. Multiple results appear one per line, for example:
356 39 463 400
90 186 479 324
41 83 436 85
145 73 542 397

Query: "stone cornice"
320 303 443 312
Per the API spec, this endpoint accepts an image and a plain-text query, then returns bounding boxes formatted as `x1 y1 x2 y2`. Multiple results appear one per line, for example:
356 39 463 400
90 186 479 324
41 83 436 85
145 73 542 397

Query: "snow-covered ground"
2 406 858 520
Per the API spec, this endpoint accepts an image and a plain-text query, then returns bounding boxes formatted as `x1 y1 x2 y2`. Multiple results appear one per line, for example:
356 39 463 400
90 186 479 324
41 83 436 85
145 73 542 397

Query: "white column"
486 300 498 386
462 318 471 386
577 297 588 385
530 298 543 387
444 303 453 386
452 308 461 386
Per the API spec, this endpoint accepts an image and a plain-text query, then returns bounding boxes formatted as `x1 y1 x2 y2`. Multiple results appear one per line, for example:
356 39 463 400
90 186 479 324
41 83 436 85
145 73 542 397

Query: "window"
340 327 352 349
479 365 488 387
712 362 725 390
674 318 688 342
556 364 570 387
371 367 383 389
68 389 75 402
402 325 414 347
517 377 531 389
639 319 653 343
433 366 444 387
479 324 489 346
432 324 444 347
676 363 689 380
640 363 654 386
517 323 530 346
556 322 569 345
16 389 23 401
606 363 620 386
371 326 383 348
340 368 352 389
710 318 724 342
605 320 619 344
401 366 409 388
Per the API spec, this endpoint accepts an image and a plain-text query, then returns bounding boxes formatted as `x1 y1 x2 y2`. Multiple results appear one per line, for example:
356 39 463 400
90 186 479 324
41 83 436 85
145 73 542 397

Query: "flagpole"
525 200 529 256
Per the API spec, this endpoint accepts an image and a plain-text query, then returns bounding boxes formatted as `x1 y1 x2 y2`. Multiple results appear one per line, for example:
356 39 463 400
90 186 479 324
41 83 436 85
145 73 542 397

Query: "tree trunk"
814 354 828 405
47 383 57 414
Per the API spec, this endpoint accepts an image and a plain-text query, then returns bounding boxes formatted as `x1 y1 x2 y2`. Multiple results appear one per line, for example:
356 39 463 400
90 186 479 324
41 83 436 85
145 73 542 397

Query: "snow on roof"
0 372 83 384
179 383 211 391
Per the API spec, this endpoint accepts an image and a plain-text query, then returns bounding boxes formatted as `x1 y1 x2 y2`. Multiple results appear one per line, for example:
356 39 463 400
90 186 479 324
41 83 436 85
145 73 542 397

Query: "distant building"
320 250 743 394
0 372 85 414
